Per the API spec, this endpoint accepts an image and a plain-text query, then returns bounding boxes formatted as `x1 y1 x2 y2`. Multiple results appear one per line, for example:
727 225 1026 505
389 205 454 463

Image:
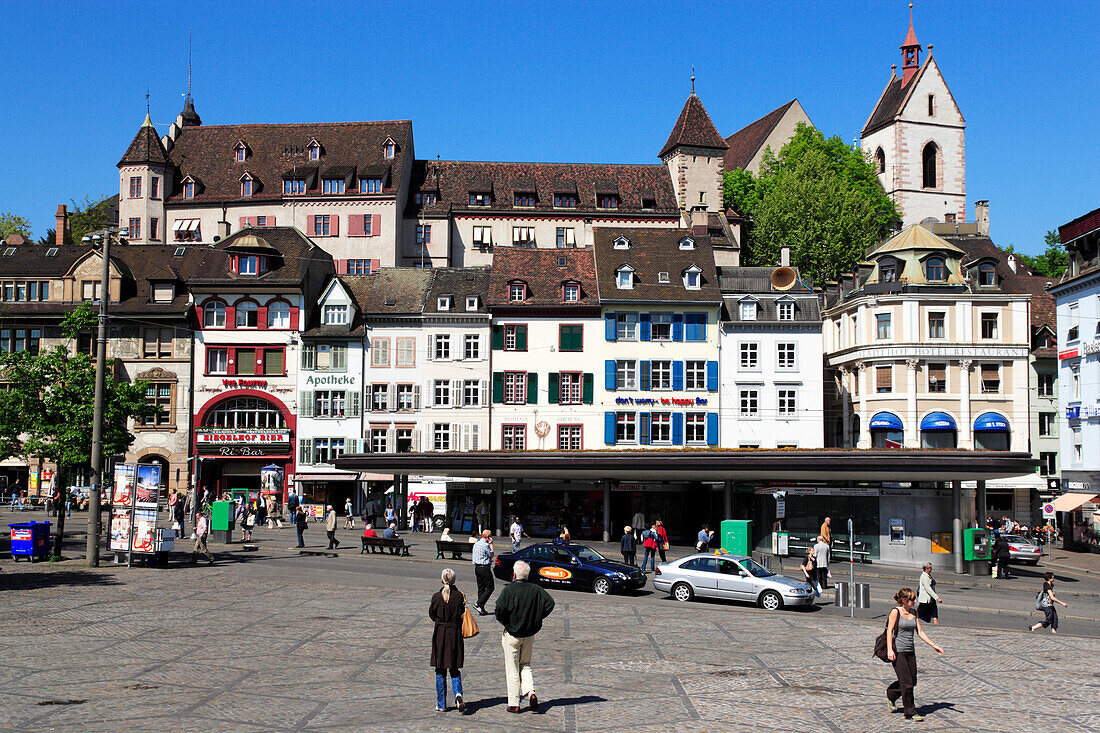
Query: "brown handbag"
460 593 480 639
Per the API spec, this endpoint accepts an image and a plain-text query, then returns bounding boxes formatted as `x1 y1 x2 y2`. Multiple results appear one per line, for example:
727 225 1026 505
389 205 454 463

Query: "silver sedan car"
653 554 816 611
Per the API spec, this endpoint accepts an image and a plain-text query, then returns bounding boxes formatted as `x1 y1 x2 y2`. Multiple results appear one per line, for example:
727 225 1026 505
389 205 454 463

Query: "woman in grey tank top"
885 587 944 721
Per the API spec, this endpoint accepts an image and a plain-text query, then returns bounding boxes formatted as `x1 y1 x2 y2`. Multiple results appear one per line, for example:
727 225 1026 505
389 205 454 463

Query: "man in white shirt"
812 535 830 592
509 517 529 553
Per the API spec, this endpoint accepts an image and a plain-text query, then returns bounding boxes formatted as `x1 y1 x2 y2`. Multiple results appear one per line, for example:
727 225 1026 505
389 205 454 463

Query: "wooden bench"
435 541 471 560
360 536 410 556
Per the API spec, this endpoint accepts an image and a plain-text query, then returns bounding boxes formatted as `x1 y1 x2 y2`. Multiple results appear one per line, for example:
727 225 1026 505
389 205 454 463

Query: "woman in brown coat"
429 568 465 712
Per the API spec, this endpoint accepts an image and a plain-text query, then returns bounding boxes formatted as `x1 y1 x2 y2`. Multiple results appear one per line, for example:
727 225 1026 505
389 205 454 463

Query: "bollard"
854 582 871 609
834 582 851 608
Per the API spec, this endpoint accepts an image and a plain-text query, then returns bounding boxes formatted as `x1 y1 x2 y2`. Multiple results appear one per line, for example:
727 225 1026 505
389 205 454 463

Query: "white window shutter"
414 426 422 452
388 384 396 411
349 391 360 417
424 381 433 408
471 424 480 451
413 384 421 410
299 391 313 418
450 423 458 449
480 379 488 406
386 427 395 452
427 334 434 360
453 379 462 408
298 438 312 465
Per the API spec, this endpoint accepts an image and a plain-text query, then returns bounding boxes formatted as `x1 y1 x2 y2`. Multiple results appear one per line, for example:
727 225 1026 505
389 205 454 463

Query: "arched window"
203 396 286 429
974 412 1010 451
267 300 290 329
869 412 904 449
203 301 225 328
875 147 886 174
925 257 946 281
920 412 958 449
978 263 996 286
235 300 258 328
922 143 938 189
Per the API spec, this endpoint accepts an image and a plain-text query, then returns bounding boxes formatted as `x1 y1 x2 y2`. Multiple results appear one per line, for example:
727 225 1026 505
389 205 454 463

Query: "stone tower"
659 87 729 228
117 112 171 244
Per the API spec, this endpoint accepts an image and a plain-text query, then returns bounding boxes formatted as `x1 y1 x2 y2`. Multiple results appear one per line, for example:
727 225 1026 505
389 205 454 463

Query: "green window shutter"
582 373 593 404
526 372 538 404
559 324 581 351
558 325 567 351
516 324 528 351
549 372 560 403
491 325 504 350
492 372 504 403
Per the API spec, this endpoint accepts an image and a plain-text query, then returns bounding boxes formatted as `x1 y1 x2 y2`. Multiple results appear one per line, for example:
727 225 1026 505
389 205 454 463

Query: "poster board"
109 508 132 551
303 503 325 519
112 464 135 506
135 465 161 507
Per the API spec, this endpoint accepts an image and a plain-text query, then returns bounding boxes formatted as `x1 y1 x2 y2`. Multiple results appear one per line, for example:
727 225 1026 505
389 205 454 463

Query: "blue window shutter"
672 313 684 342
672 413 684 445
706 360 718 391
672 361 684 391
605 312 617 341
706 412 718 446
604 412 616 445
640 313 651 341
697 313 707 341
640 412 651 445
684 315 695 342
605 360 617 390
640 360 650 390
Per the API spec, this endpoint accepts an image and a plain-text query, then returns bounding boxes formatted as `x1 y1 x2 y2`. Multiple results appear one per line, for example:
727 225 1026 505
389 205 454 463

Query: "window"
1039 412 1056 437
502 424 526 450
615 412 636 442
876 314 891 339
371 338 390 367
371 384 389 411
778 301 794 321
396 384 415 411
503 324 526 351
322 178 346 194
464 334 480 360
308 144 320 161
433 379 451 407
81 280 102 302
556 227 576 248
978 263 996 286
237 256 259 275
206 348 228 374
876 365 892 393
685 413 707 444
514 192 535 207
928 94 935 116
509 283 526 302
928 311 945 338
512 226 535 247
284 179 306 195
504 372 527 404
558 372 582 404
558 425 582 450
658 272 670 283
129 176 142 198
463 380 480 406
1038 373 1055 397
469 192 490 206
1039 452 1057 477
615 313 638 341
150 177 159 199
434 334 451 360
739 388 759 417
149 218 159 240
323 305 348 325
880 259 896 282
236 348 257 375
143 383 173 427
981 313 998 339
614 236 630 249
928 363 946 392
267 301 290 328
1067 304 1079 341
559 324 582 352
241 178 254 197
554 193 576 208
472 226 492 247
616 268 633 289
650 413 671 443
313 215 331 237
740 301 757 321
597 194 619 209
383 141 395 159
922 143 938 189
129 218 141 240
925 258 945 281
685 361 705 390
314 390 347 418
437 296 452 311
416 224 432 245
183 181 195 199
739 342 758 370
981 364 1000 394
1074 429 1082 464
679 236 695 250
235 301 258 328
776 342 795 370
563 283 580 302
466 296 479 311
205 396 285 429
312 438 346 464
1072 366 1081 400
396 427 414 452
414 191 437 205
0 328 41 355
651 360 672 390
1 281 51 302
236 146 246 162
651 313 672 341
370 428 388 454
778 389 797 417
683 268 701 289
615 360 637 390
875 148 886 174
142 328 173 358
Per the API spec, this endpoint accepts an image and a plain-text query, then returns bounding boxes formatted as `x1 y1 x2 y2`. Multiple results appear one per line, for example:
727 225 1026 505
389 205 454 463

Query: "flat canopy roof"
336 449 1037 483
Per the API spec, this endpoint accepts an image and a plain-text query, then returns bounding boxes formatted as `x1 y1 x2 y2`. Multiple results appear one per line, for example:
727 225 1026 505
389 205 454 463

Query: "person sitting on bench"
382 523 401 554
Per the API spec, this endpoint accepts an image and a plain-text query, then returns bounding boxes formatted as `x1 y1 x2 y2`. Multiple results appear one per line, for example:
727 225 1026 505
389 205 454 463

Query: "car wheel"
592 576 612 595
671 582 694 602
759 590 783 611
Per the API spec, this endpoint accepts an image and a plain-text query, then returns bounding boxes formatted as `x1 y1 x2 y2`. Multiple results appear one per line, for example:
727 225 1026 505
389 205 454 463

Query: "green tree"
723 124 901 285
1002 231 1068 279
0 304 159 559
67 196 117 245
0 211 34 240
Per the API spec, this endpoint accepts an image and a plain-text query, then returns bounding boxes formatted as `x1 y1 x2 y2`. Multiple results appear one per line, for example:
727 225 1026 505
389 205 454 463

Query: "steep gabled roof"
118 114 170 167
659 94 728 158
592 228 721 304
344 269 432 315
722 100 797 171
861 74 908 137
486 248 598 309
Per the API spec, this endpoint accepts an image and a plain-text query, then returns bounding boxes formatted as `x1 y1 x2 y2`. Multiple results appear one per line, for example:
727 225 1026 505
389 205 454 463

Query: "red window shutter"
306 215 316 235
348 215 364 237
258 303 268 330
371 258 380 273
267 216 275 226
331 215 340 236
371 214 381 237
226 304 236 328
239 217 248 229
194 305 203 324
289 306 299 330
338 259 347 274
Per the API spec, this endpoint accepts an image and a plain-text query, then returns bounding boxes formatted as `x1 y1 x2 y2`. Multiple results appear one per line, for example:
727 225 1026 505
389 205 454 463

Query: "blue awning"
921 412 957 431
974 412 1010 431
869 412 903 431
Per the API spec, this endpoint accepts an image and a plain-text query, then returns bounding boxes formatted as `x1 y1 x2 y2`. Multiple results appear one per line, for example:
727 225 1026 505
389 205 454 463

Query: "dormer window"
152 282 174 303
307 141 321 161
554 193 576 208
382 139 396 159
361 177 383 194
235 255 262 276
509 282 527 302
182 178 196 199
658 271 670 283
925 257 946 281
234 142 248 162
563 282 580 302
978 262 997 286
240 174 255 197
514 192 535 207
880 258 897 283
682 266 701 290
778 300 795 321
469 191 491 207
679 237 695 250
415 191 437 205
437 296 452 311
284 179 306 195
740 301 757 321
597 194 619 209
323 304 348 325
616 265 634 290
465 296 479 311
322 178 346 194
613 235 630 250
641 197 656 210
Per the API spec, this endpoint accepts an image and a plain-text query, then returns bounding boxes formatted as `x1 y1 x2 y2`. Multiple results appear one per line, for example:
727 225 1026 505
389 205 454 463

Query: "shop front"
293 472 361 514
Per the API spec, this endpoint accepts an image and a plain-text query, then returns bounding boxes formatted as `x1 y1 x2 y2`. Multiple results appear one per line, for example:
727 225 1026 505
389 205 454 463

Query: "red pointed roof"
659 94 728 158
901 17 920 49
117 114 169 167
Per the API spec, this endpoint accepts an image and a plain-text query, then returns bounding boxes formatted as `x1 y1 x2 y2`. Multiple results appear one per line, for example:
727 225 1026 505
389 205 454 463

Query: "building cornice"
828 342 1030 366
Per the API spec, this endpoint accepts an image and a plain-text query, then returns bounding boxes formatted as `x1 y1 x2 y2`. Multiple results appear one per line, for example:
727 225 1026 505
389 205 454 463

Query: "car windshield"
571 546 606 563
1003 535 1028 544
739 558 774 578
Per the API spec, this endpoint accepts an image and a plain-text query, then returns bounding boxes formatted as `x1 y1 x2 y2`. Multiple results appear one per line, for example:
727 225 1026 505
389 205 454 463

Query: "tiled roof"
721 293 822 325
862 74 908 137
344 269 432 315
1059 206 1100 244
659 94 728 158
185 226 329 285
486 248 598 309
718 266 814 294
164 120 412 203
118 116 170 167
424 268 490 315
404 160 679 218
722 100 796 172
592 228 721 304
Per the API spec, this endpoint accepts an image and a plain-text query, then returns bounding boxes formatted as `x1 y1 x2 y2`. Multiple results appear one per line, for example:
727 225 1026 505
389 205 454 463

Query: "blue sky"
1 1 1095 253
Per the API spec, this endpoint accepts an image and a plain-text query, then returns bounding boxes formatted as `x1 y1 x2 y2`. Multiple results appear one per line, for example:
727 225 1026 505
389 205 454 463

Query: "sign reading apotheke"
196 429 291 445
304 374 357 386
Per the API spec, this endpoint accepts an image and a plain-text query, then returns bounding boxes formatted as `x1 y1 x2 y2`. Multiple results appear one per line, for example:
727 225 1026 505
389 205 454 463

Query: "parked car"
493 543 647 594
653 553 815 610
1001 534 1041 565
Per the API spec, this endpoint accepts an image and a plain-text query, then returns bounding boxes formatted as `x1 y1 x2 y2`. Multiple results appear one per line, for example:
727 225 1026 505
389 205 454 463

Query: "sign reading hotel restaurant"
196 429 290 445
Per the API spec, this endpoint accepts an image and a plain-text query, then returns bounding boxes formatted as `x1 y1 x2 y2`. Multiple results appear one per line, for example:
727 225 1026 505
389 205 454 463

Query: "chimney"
690 207 708 236
55 204 68 246
1007 254 1017 274
975 200 990 236
780 244 790 267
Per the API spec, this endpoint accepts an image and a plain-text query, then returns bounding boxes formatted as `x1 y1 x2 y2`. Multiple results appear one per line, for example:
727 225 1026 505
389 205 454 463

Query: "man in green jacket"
495 560 555 713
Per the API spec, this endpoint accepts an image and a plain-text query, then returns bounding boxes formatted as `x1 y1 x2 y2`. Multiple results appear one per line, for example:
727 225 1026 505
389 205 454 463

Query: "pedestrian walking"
344 498 354 529
993 534 1012 579
429 568 466 713
801 545 819 596
696 524 714 553
295 505 308 548
820 516 832 545
9 482 24 511
495 560 555 714
175 493 186 537
287 491 299 521
620 525 636 566
916 563 942 624
632 509 646 542
241 502 255 542
475 500 490 534
472 530 495 615
1030 571 1068 633
325 505 341 549
640 523 658 572
385 503 397 528
813 535 830 591
192 508 214 564
656 520 669 563
885 587 943 722
509 517 529 553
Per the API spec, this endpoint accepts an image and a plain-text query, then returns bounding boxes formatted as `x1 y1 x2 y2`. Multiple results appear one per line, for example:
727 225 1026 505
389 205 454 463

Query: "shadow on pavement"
462 695 507 714
539 694 606 711
921 701 959 715
0 569 121 591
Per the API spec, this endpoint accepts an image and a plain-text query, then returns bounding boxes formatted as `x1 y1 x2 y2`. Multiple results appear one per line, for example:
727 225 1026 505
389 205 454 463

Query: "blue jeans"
296 527 305 547
641 547 656 571
435 669 462 709
512 540 521 553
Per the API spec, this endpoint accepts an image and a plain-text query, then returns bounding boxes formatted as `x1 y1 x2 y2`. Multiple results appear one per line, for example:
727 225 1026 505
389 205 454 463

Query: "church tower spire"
900 2 922 85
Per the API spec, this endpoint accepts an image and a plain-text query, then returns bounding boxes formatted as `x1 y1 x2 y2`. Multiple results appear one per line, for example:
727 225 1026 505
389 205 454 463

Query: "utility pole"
86 229 114 566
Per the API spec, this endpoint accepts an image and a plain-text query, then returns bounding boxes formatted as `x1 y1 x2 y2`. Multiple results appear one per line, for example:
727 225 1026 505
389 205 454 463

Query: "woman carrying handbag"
429 568 471 713
801 545 818 597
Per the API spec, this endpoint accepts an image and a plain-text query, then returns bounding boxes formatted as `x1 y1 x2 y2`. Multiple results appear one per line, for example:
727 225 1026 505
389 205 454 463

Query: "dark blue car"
493 543 647 595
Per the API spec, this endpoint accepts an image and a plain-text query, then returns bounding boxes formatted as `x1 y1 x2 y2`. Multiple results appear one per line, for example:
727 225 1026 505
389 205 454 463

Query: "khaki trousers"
501 631 534 707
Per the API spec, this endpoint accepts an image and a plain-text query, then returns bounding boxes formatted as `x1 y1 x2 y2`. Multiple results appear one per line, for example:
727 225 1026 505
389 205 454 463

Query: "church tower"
860 4 966 228
659 83 728 229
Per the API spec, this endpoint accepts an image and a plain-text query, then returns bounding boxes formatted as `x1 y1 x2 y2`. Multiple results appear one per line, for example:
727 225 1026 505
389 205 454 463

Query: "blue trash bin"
9 521 51 561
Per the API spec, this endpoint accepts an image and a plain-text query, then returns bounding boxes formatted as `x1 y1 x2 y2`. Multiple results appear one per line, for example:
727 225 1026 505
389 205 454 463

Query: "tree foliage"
1002 230 1069 279
67 196 117 245
0 211 33 240
723 124 901 285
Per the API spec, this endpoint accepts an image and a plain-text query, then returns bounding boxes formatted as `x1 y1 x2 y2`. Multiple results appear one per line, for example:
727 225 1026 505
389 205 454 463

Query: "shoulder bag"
460 593 480 639
873 608 899 663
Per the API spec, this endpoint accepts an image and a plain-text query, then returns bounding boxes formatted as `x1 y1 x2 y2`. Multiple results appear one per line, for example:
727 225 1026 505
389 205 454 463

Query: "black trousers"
816 567 829 590
997 558 1011 578
327 529 340 548
622 551 636 566
474 564 494 609
887 652 918 717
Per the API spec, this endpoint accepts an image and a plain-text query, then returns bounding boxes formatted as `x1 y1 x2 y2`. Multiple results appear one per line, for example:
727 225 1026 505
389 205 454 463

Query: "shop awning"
921 412 957 431
293 472 357 483
1051 492 1099 512
974 412 1010 431
869 412 903 431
